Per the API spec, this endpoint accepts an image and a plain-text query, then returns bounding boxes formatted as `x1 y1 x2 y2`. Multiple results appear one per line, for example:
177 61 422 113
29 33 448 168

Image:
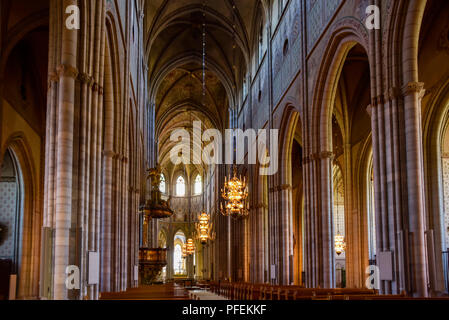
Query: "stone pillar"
368 79 428 297
303 155 317 288
342 142 361 288
53 0 79 300
402 82 428 297
303 151 334 288
268 175 279 285
278 184 293 285
100 46 114 292
319 151 335 288
259 203 267 283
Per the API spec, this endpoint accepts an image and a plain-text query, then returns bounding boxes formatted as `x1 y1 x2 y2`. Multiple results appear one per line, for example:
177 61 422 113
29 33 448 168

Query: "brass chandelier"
192 5 215 243
220 166 249 218
335 234 346 256
184 238 195 256
195 211 215 244
219 7 249 219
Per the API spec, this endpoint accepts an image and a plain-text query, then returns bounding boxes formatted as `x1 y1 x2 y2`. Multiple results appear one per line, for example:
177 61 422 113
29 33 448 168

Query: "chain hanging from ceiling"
220 3 250 219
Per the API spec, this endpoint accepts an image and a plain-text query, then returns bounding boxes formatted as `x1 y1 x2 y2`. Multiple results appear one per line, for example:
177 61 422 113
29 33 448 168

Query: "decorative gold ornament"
334 234 346 256
195 211 215 244
138 248 167 285
220 166 249 218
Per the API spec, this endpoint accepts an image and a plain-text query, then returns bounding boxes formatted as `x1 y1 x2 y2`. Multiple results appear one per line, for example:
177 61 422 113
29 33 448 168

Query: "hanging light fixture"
219 6 249 219
186 238 195 256
220 166 249 218
195 162 215 243
191 2 214 244
334 178 346 255
335 234 346 256
195 211 215 244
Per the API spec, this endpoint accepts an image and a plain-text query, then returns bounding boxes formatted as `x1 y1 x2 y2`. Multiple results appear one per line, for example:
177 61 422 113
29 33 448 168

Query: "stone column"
304 152 335 288
342 142 360 288
372 93 394 294
268 177 279 284
278 184 293 285
303 155 317 288
258 203 267 283
402 82 428 297
100 46 114 293
53 0 79 300
369 80 428 296
319 151 335 288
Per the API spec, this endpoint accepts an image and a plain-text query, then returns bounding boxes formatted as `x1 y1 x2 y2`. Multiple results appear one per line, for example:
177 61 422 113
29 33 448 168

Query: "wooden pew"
205 281 449 301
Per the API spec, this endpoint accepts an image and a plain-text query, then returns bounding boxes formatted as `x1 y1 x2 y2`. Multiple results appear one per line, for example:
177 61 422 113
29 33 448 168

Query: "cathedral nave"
0 0 448 304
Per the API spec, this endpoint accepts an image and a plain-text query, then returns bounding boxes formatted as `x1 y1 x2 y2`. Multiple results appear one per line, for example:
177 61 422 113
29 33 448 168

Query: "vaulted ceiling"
145 0 265 170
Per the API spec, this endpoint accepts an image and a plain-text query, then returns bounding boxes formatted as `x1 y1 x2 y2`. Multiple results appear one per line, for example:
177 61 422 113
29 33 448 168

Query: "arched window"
174 231 186 275
174 244 184 275
194 175 202 195
160 173 166 194
176 176 186 196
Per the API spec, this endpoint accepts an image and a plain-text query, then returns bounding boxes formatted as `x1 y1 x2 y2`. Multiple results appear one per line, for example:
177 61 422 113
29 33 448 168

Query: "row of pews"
206 282 449 300
98 281 449 300
100 284 190 300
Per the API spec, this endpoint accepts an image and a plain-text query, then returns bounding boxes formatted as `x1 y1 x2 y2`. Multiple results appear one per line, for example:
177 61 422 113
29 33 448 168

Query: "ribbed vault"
145 0 262 171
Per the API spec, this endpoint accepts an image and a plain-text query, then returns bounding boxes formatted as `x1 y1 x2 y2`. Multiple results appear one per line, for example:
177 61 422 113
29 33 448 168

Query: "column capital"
401 82 425 98
318 151 334 160
278 184 292 191
303 151 334 163
77 72 91 84
56 63 79 79
103 150 116 158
